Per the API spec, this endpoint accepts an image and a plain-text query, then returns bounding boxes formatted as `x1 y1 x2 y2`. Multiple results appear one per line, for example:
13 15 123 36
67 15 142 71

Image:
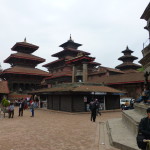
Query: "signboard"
112 93 125 95
91 92 106 95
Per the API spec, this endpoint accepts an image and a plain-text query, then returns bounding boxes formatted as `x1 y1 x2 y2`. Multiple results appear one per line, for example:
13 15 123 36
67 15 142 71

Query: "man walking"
89 99 98 122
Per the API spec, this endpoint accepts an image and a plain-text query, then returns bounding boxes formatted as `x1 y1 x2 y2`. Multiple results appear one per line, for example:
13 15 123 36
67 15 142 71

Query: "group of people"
8 99 36 118
89 99 101 122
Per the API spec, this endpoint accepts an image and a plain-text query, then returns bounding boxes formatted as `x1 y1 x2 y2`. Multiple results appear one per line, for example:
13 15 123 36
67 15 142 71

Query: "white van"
120 98 134 108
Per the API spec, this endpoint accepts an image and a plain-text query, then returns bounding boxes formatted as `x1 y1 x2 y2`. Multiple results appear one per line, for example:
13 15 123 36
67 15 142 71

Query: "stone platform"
107 103 150 150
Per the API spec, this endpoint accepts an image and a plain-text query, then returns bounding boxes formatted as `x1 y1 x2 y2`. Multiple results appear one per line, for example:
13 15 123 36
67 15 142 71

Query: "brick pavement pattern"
0 108 121 150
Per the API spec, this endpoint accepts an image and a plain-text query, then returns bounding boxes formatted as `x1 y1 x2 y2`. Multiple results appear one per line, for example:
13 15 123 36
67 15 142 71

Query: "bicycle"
143 139 150 150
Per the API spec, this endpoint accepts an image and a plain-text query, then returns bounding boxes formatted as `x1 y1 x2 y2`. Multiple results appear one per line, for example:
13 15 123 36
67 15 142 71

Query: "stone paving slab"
122 109 144 123
107 118 140 150
0 107 122 150
122 109 144 135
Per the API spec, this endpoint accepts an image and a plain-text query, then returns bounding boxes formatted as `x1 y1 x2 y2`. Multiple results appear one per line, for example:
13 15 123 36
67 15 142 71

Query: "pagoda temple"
0 39 50 99
43 36 100 86
31 36 126 112
115 46 141 71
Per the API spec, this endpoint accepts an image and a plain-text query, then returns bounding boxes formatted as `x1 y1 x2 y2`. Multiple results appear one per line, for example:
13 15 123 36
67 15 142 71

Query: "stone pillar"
72 65 76 83
83 63 88 82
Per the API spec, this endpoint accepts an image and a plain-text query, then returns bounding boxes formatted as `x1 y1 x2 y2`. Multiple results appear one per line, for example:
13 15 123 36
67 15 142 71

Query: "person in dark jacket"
137 108 150 150
18 99 24 116
89 99 98 122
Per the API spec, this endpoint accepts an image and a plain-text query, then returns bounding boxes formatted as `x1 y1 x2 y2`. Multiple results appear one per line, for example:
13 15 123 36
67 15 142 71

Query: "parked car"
120 98 134 109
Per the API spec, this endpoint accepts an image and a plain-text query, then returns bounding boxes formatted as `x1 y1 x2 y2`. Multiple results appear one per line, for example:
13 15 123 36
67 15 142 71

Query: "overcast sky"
0 0 149 71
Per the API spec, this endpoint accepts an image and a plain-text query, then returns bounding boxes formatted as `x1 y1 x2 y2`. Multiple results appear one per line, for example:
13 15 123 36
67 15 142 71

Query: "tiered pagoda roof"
44 37 90 68
43 36 100 84
59 35 82 49
4 52 45 64
2 66 50 77
11 40 39 53
51 47 90 58
116 46 141 71
51 35 90 59
2 39 50 77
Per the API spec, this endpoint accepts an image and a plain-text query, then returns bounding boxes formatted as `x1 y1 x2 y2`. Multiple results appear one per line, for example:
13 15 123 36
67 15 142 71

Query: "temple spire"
59 35 82 49
70 34 72 40
24 37 27 43
69 34 74 42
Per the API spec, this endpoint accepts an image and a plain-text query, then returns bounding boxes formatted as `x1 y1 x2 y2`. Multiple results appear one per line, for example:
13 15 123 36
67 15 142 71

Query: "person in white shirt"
9 103 14 118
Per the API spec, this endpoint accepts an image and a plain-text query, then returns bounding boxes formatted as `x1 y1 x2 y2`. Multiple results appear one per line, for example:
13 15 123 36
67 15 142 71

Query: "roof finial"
126 45 129 49
70 34 72 40
24 37 27 43
69 34 74 42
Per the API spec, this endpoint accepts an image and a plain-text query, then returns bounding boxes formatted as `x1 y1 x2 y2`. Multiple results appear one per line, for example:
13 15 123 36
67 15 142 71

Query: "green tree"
1 98 10 107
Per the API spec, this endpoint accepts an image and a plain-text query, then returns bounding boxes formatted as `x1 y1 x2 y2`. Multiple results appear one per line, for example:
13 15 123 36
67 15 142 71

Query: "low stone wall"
134 103 149 115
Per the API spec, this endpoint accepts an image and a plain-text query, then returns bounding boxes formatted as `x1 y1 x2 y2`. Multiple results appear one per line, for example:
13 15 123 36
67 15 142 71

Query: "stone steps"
106 103 150 150
134 103 149 116
122 109 144 135
107 118 140 150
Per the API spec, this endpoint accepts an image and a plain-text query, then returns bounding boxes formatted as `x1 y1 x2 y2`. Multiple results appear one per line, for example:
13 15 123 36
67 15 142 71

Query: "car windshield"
120 98 132 102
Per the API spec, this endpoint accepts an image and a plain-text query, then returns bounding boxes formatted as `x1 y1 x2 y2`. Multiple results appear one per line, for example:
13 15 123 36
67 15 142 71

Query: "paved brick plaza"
0 108 121 150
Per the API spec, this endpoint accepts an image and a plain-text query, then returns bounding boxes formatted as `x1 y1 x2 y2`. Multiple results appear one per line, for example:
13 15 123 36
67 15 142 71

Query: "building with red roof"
116 46 141 72
43 35 100 86
0 39 50 100
29 35 144 112
41 35 144 102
